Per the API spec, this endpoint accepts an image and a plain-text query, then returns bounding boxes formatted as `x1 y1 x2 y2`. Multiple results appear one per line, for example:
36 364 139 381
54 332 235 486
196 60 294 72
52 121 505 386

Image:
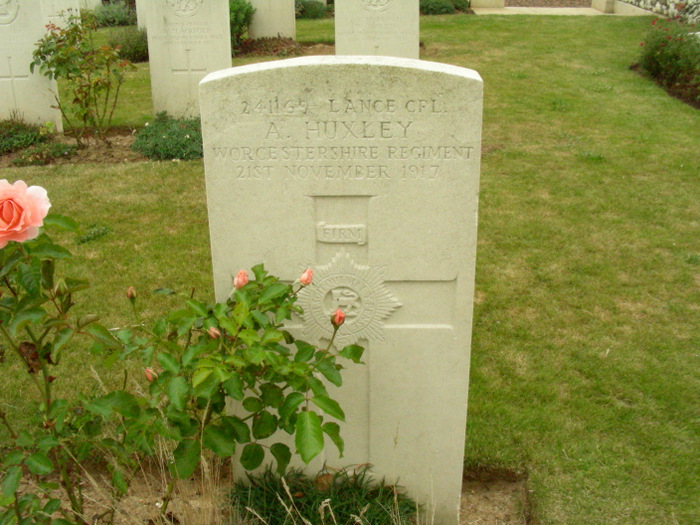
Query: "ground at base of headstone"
0 129 147 168
12 460 528 524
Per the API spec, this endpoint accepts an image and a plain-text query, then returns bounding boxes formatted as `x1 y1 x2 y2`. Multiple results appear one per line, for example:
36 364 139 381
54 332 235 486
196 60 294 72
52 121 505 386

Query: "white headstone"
43 0 80 27
248 0 295 39
79 0 101 9
145 0 231 117
135 0 147 29
335 0 419 59
0 0 63 131
200 56 482 525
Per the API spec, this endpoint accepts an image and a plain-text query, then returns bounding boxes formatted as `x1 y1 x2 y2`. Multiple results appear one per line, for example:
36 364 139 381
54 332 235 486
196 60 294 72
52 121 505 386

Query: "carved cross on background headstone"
0 56 28 109
171 48 207 103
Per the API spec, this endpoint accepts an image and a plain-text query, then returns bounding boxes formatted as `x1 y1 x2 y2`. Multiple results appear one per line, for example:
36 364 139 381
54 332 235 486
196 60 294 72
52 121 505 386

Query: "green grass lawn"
4 14 699 525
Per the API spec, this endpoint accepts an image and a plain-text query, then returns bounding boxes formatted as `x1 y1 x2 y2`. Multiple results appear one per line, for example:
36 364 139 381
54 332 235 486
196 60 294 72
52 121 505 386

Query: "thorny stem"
0 409 17 439
3 276 18 297
305 325 341 410
0 324 45 400
160 478 176 518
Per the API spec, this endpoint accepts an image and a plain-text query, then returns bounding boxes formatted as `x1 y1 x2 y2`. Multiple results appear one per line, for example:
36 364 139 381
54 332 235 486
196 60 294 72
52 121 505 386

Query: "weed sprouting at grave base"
231 466 418 525
131 112 203 160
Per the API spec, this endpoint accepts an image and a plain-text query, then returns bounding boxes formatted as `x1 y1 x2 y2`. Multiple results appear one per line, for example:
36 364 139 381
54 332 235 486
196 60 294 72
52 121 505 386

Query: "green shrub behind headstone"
230 0 255 49
295 0 328 19
94 0 136 27
108 26 148 62
420 0 456 15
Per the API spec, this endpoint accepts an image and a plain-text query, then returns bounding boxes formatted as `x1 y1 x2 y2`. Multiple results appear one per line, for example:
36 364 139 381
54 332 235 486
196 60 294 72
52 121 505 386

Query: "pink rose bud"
126 286 136 300
299 268 313 286
233 269 249 289
208 327 221 339
331 308 345 327
145 368 158 382
0 180 51 249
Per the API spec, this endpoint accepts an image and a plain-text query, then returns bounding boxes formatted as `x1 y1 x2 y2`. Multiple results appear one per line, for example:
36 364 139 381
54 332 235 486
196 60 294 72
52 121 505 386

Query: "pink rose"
208 326 221 339
145 368 158 382
126 286 137 300
299 268 313 286
233 269 249 289
0 180 51 249
331 308 345 327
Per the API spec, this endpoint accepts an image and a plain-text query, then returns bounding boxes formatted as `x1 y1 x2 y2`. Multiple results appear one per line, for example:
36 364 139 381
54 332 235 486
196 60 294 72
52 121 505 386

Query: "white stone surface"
592 0 615 12
335 0 419 59
43 0 80 26
248 0 295 39
145 0 231 118
200 56 483 525
78 0 101 9
136 0 147 29
0 0 63 130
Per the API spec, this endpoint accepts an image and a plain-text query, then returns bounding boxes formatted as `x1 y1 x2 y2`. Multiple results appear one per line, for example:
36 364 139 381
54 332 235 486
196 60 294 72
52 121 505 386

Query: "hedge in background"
108 26 148 62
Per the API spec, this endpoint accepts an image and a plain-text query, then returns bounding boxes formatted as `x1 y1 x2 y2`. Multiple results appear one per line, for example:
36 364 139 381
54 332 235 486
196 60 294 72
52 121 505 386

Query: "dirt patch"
460 467 529 525
629 63 699 110
20 463 528 525
0 131 148 169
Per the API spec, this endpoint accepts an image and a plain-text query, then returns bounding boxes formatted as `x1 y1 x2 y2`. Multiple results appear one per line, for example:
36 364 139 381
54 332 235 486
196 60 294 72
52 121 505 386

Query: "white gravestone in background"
0 0 63 130
145 0 231 118
136 0 147 29
78 0 101 9
248 0 295 39
335 0 419 59
200 56 482 525
43 0 80 27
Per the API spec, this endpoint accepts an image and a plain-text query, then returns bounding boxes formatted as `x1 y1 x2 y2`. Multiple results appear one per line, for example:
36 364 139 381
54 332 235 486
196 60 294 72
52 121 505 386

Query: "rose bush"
0 181 364 525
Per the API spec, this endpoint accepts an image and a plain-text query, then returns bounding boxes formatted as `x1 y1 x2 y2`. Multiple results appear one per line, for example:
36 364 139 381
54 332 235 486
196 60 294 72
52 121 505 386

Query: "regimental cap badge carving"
360 0 392 12
165 0 203 17
298 251 401 347
0 0 19 25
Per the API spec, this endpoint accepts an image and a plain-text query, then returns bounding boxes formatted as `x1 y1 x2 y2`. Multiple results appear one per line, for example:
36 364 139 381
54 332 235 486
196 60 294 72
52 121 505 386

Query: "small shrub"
31 12 135 145
131 113 203 160
94 0 136 27
232 466 418 525
0 120 45 156
295 0 328 19
11 142 77 166
453 0 471 11
639 18 700 105
108 25 148 62
420 0 456 15
230 0 255 49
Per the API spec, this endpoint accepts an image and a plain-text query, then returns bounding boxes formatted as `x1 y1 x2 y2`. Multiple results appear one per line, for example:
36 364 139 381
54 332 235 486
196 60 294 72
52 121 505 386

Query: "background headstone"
335 0 419 59
0 0 63 130
43 0 80 27
135 0 147 29
248 0 296 39
145 0 231 118
78 0 101 9
200 56 483 525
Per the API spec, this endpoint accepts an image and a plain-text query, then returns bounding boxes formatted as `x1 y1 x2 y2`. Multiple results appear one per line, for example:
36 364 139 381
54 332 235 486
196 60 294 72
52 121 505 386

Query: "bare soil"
54 464 528 525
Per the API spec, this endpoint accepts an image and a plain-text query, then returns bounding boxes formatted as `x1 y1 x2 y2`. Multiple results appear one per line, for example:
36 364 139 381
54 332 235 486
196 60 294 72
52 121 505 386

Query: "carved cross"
171 48 207 101
0 56 29 110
